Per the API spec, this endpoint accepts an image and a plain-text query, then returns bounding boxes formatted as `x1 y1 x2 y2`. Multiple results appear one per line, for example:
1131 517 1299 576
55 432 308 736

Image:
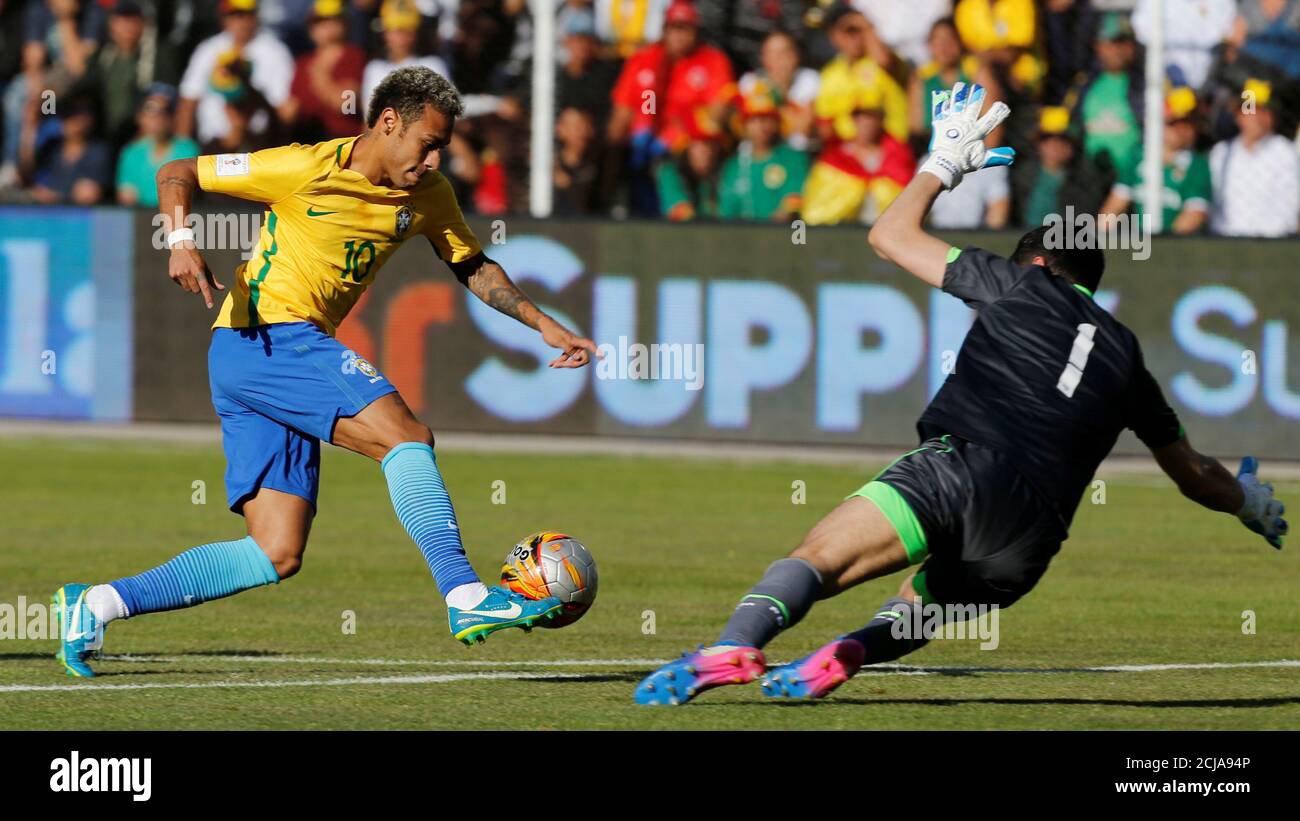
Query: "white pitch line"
0 671 588 693
89 654 1300 675
100 655 668 667
3 658 1296 694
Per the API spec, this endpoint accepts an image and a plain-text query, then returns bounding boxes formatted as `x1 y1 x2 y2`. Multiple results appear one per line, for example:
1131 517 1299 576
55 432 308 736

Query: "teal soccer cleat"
52 583 103 678
448 585 563 645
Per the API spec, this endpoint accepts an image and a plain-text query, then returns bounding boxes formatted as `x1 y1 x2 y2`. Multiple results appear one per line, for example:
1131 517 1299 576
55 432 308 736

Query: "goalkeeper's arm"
868 81 1013 288
1153 439 1287 549
867 172 952 288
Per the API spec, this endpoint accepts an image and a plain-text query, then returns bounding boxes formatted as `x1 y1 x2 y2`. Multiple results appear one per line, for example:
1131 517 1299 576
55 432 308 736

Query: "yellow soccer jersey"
197 136 482 335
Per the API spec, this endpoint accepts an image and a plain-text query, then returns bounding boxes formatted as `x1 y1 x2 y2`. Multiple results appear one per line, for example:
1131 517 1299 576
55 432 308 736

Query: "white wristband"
167 227 196 248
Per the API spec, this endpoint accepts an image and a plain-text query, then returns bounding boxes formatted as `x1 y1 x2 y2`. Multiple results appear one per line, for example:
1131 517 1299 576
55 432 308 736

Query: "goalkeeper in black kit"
634 83 1288 706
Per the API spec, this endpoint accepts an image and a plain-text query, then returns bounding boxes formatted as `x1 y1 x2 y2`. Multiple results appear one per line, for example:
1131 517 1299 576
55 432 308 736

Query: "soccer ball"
501 531 597 627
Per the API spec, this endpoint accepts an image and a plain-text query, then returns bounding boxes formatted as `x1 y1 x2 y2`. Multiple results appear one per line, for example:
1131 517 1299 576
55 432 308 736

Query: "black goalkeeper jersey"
916 247 1184 526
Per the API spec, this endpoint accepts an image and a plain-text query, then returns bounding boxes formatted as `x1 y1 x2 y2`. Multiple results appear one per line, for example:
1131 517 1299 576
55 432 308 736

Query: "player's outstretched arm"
867 173 952 287
869 82 1015 289
156 157 225 309
453 256 599 368
1152 438 1288 549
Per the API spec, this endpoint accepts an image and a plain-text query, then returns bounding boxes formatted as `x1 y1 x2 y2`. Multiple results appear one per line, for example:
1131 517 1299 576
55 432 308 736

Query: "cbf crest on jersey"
395 205 413 235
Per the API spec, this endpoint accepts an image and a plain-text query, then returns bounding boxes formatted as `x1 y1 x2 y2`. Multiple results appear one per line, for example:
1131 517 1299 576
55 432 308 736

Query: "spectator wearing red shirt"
608 1 737 215
280 0 367 143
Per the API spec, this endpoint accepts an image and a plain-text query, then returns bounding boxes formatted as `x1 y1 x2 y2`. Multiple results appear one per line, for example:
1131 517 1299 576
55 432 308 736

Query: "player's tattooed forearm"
468 263 538 325
158 175 196 192
486 285 525 315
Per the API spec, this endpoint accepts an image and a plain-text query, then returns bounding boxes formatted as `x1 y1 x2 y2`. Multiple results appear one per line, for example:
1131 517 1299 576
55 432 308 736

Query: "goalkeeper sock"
106 536 279 617
717 558 822 649
845 596 933 663
381 442 481 599
84 584 129 624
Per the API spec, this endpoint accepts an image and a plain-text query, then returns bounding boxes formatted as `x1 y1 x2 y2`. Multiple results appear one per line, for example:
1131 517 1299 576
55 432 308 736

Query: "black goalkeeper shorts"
851 434 1068 609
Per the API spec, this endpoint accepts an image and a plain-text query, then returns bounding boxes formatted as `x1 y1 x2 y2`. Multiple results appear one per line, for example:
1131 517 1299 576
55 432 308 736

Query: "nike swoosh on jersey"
306 207 339 216
458 602 523 619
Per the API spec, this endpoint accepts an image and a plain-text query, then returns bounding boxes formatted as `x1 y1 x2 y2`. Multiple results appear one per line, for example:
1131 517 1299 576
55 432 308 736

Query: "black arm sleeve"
942 246 1034 308
1126 347 1184 449
442 249 492 287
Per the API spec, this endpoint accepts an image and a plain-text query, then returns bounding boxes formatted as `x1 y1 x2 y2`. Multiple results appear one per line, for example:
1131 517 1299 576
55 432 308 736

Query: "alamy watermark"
595 335 705 391
1044 206 1151 261
890 598 1001 650
151 210 262 259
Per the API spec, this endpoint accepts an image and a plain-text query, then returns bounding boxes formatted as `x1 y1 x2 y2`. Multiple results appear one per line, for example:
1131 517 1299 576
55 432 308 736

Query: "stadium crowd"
2 0 1300 235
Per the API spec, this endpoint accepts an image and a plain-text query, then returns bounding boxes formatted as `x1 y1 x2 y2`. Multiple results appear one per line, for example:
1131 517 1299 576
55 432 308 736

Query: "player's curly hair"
367 66 464 129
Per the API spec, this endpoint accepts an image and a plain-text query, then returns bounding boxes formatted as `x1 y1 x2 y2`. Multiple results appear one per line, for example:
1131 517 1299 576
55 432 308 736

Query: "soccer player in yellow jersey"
52 68 598 677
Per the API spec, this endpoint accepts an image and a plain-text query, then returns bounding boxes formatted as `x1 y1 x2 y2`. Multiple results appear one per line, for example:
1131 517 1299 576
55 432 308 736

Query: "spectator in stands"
450 0 522 95
954 0 1041 94
738 29 819 151
1209 78 1300 236
280 0 366 142
1231 0 1300 81
656 137 722 220
0 1 24 95
813 3 908 145
85 1 179 151
595 0 672 59
115 83 200 208
199 51 284 155
909 17 999 149
802 87 915 225
178 0 294 145
1133 0 1236 89
1074 13 1143 172
458 90 532 213
1100 87 1212 235
556 7 620 124
553 105 603 214
263 0 319 55
697 0 806 74
608 0 736 215
1041 0 1100 104
1013 106 1110 227
27 93 111 205
3 0 106 185
362 0 451 118
719 89 809 222
854 0 951 69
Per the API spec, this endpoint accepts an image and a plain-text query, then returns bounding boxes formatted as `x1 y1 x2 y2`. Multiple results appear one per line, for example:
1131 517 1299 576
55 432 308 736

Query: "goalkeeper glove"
918 81 1015 191
1237 457 1287 549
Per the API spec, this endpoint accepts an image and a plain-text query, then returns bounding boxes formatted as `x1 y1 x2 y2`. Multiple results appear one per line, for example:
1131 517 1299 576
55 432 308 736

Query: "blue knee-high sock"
107 535 279 617
382 442 480 596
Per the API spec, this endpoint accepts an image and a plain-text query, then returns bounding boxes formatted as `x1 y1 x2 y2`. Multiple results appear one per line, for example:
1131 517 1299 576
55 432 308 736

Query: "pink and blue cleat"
760 637 865 699
635 644 766 705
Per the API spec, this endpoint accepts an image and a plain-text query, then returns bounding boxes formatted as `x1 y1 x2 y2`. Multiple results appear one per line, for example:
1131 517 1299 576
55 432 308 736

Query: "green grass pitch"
0 434 1297 730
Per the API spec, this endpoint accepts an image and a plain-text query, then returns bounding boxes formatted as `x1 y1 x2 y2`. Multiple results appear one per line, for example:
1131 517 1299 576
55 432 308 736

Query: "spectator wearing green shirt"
657 138 723 221
719 92 809 222
1075 13 1143 171
115 84 200 207
1014 106 1111 228
1100 87 1212 235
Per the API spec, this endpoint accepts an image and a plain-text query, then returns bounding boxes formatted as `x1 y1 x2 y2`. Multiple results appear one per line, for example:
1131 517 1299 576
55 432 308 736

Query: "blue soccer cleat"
448 585 563 645
52 583 103 678
634 644 766 706
761 637 865 700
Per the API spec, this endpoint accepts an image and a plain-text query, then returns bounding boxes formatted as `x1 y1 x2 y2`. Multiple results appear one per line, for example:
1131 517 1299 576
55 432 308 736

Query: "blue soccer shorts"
208 322 398 514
